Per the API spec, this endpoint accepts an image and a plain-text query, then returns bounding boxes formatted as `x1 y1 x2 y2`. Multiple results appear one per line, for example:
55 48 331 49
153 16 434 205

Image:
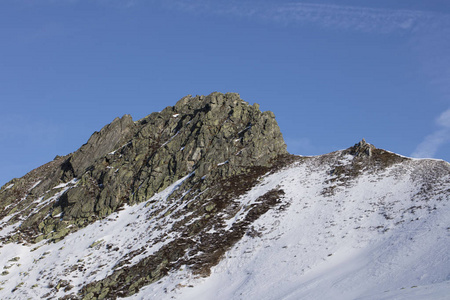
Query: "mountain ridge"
0 92 449 299
0 92 288 245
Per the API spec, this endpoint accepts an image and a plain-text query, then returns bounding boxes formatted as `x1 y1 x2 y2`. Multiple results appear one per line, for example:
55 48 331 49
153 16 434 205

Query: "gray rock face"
349 138 376 157
71 114 135 176
0 92 288 243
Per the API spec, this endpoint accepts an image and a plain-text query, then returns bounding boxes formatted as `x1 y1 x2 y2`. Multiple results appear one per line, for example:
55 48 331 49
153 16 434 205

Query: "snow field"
0 153 448 300
130 156 450 299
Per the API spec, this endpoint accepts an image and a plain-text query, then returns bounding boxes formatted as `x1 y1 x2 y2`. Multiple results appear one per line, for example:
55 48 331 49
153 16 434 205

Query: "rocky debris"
348 138 375 157
0 92 288 244
317 139 408 197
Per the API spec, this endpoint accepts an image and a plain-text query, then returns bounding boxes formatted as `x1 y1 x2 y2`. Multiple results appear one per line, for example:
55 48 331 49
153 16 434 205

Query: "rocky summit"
0 92 449 300
0 92 287 245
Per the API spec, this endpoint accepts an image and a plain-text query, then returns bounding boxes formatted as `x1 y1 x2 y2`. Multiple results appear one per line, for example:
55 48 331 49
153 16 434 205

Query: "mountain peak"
0 92 288 245
349 138 376 157
0 93 449 300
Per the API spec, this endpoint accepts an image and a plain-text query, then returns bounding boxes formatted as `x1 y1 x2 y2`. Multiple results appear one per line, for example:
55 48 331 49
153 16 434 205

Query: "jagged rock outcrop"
0 92 288 244
348 138 375 157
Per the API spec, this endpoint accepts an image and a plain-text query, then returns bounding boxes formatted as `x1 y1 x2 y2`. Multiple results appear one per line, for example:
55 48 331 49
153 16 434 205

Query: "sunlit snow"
0 153 449 299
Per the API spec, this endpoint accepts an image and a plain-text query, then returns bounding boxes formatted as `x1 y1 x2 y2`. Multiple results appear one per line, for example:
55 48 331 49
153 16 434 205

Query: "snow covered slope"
0 146 449 299
157 153 450 300
2 94 448 299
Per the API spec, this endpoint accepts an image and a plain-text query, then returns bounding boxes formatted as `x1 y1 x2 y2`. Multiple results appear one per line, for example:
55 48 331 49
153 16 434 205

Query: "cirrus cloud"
411 108 450 158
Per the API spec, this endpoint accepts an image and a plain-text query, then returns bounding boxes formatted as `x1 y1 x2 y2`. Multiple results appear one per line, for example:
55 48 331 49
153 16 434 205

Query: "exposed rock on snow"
349 138 375 157
0 93 449 299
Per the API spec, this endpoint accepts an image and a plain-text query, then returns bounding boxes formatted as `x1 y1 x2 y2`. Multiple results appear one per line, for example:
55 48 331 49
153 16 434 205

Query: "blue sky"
1 0 450 186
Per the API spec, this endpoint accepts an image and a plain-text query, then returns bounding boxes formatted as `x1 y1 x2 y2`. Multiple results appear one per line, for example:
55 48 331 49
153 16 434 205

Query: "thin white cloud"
95 0 138 8
437 109 450 128
162 0 443 33
411 108 450 158
260 3 430 33
13 0 139 8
